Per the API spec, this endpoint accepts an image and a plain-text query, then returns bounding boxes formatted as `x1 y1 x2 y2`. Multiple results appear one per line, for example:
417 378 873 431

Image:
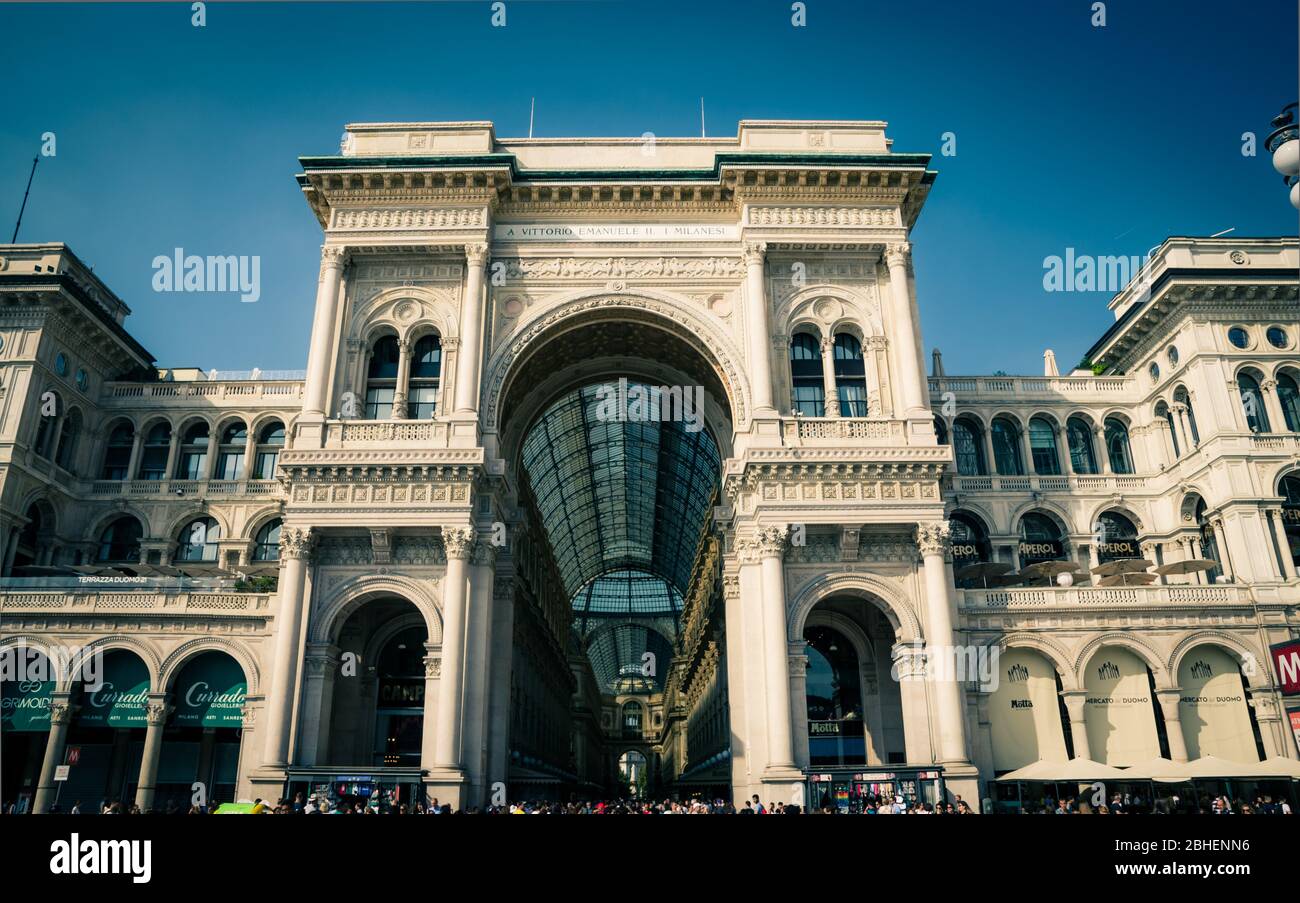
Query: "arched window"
96 517 143 563
101 423 134 480
1019 512 1065 565
32 395 58 459
950 512 992 579
1066 416 1097 474
1279 473 1300 570
789 333 825 417
952 418 986 475
991 418 1024 475
1237 372 1271 433
934 417 949 445
54 410 80 473
1276 373 1300 433
1174 387 1200 446
803 625 866 767
175 516 221 562
365 335 400 419
138 423 171 480
253 421 285 479
1194 498 1222 582
1028 416 1060 475
832 333 868 417
1157 402 1180 458
252 519 282 561
622 701 644 732
1104 417 1133 474
175 423 209 479
1094 511 1139 563
407 335 442 419
215 422 247 480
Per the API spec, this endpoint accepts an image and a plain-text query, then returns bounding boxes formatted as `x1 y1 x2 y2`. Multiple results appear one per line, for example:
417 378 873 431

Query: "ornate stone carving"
145 702 172 726
472 540 498 568
465 242 490 267
369 529 392 564
742 241 767 267
755 524 790 558
915 521 951 558
319 245 348 280
332 207 486 230
278 526 316 561
391 535 446 565
48 702 75 725
239 705 256 727
494 256 745 281
749 206 897 227
884 242 911 270
442 526 476 560
424 657 441 678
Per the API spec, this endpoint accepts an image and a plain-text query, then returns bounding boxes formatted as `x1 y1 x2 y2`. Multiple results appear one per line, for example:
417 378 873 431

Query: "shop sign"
1271 639 1300 696
171 656 247 727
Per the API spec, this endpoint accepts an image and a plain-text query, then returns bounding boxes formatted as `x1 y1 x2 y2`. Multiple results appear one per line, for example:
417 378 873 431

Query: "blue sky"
1 0 1295 375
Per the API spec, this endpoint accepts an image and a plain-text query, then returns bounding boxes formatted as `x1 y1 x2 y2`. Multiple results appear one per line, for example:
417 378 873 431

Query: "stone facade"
0 120 1296 813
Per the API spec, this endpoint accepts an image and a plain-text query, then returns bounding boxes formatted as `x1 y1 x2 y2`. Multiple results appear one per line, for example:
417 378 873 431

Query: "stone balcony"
322 418 452 448
928 375 1137 403
781 416 908 446
958 583 1255 612
85 478 284 499
0 587 274 618
945 473 1151 494
102 378 304 408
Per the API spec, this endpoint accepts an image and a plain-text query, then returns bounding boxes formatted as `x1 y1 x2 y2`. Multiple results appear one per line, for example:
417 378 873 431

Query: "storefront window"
373 626 426 767
804 626 866 767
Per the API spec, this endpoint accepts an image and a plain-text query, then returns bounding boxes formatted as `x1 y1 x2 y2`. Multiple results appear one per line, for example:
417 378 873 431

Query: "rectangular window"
838 382 868 417
365 387 394 420
793 385 825 418
254 450 279 480
177 452 206 480
408 386 438 420
139 447 168 480
215 452 244 481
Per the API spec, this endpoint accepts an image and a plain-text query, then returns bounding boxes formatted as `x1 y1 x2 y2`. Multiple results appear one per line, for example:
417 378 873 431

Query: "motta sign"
492 223 740 242
1271 639 1300 696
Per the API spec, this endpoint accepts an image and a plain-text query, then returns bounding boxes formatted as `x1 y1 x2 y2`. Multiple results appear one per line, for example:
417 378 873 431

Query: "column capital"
1261 377 1278 392
319 245 349 277
48 700 76 725
741 240 767 266
754 524 790 558
442 526 476 560
464 242 490 267
884 241 911 269
471 538 498 568
915 520 952 557
424 656 442 679
278 526 317 560
145 699 173 727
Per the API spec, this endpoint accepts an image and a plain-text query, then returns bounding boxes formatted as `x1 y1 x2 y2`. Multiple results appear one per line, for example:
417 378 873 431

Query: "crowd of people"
13 789 1292 815
1014 792 1293 815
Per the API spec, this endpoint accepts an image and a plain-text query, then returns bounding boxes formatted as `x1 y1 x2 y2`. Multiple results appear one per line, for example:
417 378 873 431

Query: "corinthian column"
884 243 928 416
755 525 797 773
742 242 777 417
303 246 348 418
453 244 489 415
915 521 971 764
32 697 75 813
433 527 475 769
262 526 315 768
134 696 173 811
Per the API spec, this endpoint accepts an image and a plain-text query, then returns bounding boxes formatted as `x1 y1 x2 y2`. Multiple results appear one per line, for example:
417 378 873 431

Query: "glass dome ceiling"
520 381 722 612
583 623 676 693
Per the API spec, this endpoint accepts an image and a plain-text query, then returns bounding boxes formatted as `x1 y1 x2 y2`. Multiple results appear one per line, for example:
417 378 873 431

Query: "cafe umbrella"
1097 572 1157 587
1090 558 1155 578
954 561 1014 588
1154 559 1218 577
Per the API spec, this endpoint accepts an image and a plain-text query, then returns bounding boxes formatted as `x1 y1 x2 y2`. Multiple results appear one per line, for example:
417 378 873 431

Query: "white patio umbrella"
997 757 1130 782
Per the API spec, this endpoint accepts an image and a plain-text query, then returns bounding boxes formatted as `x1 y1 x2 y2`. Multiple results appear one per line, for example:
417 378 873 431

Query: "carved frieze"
493 256 745 281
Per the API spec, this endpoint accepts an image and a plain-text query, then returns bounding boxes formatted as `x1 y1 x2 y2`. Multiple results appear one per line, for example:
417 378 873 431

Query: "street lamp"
1266 102 1299 209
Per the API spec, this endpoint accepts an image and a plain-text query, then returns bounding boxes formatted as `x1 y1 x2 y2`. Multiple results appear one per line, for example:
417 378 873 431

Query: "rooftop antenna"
11 156 38 243
700 97 706 137
529 97 535 139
